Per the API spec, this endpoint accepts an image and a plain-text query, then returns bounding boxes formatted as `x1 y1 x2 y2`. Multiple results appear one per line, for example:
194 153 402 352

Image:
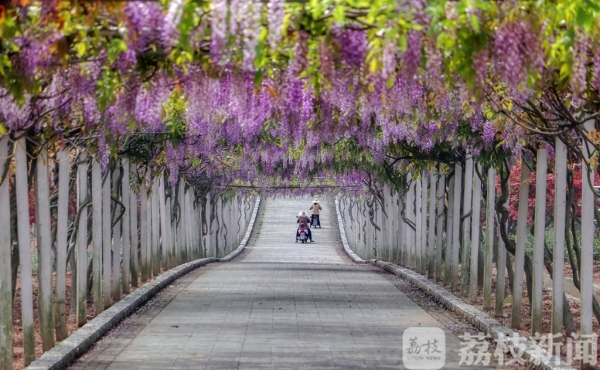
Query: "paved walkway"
70 197 472 370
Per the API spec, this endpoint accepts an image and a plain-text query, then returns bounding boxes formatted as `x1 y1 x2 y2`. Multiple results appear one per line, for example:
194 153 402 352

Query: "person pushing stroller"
296 211 314 242
309 199 322 228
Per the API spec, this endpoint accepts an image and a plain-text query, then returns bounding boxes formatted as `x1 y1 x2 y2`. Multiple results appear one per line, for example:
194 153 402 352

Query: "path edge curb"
218 196 261 262
27 195 262 370
334 197 366 264
334 196 572 369
369 259 575 370
25 256 217 370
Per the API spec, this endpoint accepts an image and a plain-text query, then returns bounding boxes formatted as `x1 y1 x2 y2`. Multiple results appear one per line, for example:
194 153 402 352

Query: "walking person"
309 199 322 227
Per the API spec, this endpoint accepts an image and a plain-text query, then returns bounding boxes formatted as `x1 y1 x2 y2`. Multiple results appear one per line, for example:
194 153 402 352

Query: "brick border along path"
69 197 478 370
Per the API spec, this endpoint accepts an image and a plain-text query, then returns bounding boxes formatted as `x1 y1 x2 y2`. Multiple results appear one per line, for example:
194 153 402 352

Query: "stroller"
296 223 309 243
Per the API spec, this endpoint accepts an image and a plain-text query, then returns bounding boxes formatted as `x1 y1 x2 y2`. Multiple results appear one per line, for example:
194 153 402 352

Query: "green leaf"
575 7 593 31
334 5 345 23
112 39 128 52
254 69 264 87
0 123 6 135
369 57 379 74
76 42 86 58
470 14 480 33
310 0 328 19
259 27 268 43
399 33 407 52
254 42 266 68
386 75 395 88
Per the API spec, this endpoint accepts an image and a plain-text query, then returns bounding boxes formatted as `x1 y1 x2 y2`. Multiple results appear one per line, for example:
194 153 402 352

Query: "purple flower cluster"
268 0 285 50
210 0 228 62
291 30 309 76
594 50 600 93
125 2 163 53
135 73 170 132
425 43 443 92
114 74 142 132
493 21 536 89
319 41 334 82
332 27 367 68
166 142 186 187
229 0 242 36
13 35 41 78
500 120 524 155
162 0 184 49
13 32 62 79
115 49 137 74
301 88 315 124
0 88 31 132
401 31 423 78
9 4 594 197
472 49 489 88
482 121 495 149
382 42 397 80
242 1 262 71
470 113 484 131
571 34 589 99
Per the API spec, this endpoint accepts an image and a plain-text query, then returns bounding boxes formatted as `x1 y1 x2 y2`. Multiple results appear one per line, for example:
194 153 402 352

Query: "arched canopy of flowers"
0 0 599 194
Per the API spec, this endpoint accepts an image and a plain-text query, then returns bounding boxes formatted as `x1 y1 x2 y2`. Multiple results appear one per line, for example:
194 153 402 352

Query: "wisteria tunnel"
1 0 600 369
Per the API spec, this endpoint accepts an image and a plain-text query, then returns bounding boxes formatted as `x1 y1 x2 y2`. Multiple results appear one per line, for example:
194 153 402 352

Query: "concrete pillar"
532 147 548 335
483 167 495 310
512 163 530 327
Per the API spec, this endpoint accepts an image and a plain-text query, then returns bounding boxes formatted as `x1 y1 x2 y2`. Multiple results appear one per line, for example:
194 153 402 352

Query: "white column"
551 138 567 344
444 176 454 286
55 148 71 341
435 174 445 281
15 138 35 362
111 168 121 302
121 160 130 293
421 175 428 274
158 177 169 269
406 174 414 268
531 146 548 335
76 153 89 327
483 167 495 310
176 182 184 262
151 181 160 275
91 160 103 316
511 162 531 327
165 195 174 266
579 119 595 363
102 168 112 309
394 192 402 262
205 193 212 258
495 197 508 317
35 147 56 350
387 188 395 261
0 137 13 369
469 165 483 302
460 157 473 297
130 169 139 287
427 173 437 278
451 162 462 292
140 185 149 282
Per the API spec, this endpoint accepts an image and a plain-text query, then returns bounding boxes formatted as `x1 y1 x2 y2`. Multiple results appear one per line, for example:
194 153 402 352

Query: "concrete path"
70 197 473 370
